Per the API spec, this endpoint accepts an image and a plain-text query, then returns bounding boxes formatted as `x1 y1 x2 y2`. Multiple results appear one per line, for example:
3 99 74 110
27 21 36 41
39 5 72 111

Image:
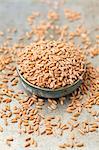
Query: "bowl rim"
17 64 86 92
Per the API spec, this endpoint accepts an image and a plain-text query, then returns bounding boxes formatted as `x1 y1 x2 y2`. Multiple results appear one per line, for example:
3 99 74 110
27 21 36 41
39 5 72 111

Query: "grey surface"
0 0 99 150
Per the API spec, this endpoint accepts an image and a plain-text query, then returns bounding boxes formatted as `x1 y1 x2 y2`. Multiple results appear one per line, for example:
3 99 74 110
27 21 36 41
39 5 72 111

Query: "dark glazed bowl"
17 66 86 98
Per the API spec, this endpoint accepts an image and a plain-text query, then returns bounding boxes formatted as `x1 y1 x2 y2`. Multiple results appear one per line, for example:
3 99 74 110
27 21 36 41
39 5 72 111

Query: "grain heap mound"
18 40 85 89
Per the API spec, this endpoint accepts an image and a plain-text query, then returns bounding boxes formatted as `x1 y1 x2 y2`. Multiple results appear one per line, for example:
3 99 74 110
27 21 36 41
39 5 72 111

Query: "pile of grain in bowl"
17 40 86 89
